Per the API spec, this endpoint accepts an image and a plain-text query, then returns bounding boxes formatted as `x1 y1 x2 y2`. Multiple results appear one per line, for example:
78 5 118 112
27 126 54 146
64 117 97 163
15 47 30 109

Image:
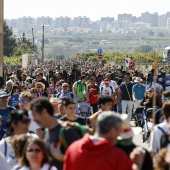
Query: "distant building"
73 16 90 27
37 16 53 26
167 18 170 28
18 16 34 30
118 13 132 22
101 17 114 23
141 12 150 23
158 14 167 27
54 16 71 28
150 12 158 27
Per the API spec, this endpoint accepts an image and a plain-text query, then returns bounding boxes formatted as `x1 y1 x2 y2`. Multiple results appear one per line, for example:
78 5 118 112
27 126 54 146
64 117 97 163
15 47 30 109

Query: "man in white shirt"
100 78 115 97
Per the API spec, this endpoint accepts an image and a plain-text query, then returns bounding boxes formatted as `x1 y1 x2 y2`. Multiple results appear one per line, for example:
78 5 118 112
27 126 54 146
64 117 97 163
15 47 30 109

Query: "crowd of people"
0 59 170 170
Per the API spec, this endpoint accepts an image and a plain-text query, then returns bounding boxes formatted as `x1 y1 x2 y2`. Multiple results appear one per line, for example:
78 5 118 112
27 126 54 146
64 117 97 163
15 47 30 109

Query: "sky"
4 0 170 21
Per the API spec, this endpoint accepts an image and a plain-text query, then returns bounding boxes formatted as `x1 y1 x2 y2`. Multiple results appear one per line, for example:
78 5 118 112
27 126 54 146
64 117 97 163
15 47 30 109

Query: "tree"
157 32 165 37
14 33 35 56
3 21 16 56
134 45 154 53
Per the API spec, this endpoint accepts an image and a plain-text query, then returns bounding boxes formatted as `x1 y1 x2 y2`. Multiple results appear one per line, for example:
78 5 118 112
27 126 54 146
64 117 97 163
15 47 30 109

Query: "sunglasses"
31 91 37 93
19 99 28 104
37 86 42 88
63 86 69 88
27 148 41 153
148 91 153 93
56 85 60 87
20 118 31 124
161 97 169 101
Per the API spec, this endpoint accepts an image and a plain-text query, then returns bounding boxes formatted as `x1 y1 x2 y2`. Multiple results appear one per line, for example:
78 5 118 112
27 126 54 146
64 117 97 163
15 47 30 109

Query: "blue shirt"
120 82 134 100
132 84 146 100
0 107 11 139
57 91 79 114
8 93 19 108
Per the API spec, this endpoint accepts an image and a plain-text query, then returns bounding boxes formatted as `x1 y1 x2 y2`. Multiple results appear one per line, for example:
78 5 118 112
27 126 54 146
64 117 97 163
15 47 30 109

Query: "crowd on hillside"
0 59 170 170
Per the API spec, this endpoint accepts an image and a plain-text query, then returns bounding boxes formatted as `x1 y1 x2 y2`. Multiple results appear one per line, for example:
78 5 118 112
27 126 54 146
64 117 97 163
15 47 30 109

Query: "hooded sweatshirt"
63 134 132 170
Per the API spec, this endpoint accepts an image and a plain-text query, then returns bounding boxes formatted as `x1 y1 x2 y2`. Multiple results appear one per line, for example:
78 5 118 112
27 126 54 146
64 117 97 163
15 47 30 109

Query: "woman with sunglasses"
140 88 160 110
8 85 20 109
30 88 39 99
19 138 57 170
0 109 37 169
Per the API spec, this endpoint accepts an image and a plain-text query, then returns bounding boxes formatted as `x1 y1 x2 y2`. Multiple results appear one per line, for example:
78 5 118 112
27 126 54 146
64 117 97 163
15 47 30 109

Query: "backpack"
101 86 114 96
59 121 93 149
157 126 170 149
56 92 74 99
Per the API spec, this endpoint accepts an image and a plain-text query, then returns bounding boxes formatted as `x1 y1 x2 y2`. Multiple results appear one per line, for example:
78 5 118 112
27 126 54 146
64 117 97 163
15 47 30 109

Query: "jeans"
117 102 122 113
121 100 133 120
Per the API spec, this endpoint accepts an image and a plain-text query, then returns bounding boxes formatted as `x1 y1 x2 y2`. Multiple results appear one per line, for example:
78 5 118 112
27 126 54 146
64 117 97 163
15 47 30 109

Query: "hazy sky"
4 0 170 21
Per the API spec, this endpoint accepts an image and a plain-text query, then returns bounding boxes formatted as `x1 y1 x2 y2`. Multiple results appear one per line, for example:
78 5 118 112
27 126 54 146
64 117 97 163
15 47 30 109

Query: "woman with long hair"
19 138 57 170
8 85 20 109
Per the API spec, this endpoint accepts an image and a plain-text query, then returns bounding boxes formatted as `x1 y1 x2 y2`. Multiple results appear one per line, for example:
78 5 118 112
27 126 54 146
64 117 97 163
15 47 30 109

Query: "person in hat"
116 114 153 170
100 78 115 97
0 91 15 140
35 82 48 97
132 77 146 112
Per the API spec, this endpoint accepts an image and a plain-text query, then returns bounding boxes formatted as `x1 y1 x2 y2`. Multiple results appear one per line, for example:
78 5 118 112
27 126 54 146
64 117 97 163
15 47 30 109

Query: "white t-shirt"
0 151 10 170
149 121 169 153
125 58 131 67
100 86 115 96
100 80 118 90
28 111 40 134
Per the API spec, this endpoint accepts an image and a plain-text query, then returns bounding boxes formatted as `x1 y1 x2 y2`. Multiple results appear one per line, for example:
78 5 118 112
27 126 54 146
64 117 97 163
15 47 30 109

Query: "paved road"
131 121 149 149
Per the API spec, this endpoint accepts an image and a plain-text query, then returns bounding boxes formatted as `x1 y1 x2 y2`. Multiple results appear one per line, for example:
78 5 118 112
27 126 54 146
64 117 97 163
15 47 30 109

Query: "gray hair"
96 111 122 135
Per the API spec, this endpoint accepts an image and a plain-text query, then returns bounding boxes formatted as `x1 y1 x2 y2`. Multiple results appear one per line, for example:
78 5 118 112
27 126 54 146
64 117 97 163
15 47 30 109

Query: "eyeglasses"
19 99 28 104
63 86 69 88
20 118 31 124
56 85 60 87
37 86 42 88
148 91 153 93
162 97 169 101
27 148 41 153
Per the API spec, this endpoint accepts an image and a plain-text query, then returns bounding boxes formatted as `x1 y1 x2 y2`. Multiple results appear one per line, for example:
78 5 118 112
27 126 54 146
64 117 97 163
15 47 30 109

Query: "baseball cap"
104 78 110 82
0 91 9 98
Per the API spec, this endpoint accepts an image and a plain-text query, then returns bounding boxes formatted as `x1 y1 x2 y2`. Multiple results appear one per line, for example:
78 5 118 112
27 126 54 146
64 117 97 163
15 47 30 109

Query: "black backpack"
157 126 170 149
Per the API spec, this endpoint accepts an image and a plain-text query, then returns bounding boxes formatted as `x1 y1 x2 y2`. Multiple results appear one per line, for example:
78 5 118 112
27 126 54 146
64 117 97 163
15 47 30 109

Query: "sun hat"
118 114 142 140
35 82 45 90
134 77 142 83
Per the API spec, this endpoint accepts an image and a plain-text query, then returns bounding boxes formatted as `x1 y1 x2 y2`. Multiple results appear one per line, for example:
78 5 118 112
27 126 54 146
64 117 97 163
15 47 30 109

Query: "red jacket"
63 134 132 170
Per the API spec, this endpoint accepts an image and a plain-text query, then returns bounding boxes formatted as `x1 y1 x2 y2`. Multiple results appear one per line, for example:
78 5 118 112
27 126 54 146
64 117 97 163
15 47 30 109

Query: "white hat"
118 114 142 140
134 77 142 83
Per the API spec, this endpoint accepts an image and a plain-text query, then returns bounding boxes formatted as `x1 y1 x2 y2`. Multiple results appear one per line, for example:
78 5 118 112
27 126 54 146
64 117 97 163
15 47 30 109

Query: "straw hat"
35 82 45 90
118 114 142 140
134 77 142 83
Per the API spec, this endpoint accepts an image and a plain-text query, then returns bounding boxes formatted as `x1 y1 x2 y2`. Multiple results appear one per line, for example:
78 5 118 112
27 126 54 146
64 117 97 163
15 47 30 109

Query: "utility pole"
0 0 4 77
42 25 44 62
32 28 35 52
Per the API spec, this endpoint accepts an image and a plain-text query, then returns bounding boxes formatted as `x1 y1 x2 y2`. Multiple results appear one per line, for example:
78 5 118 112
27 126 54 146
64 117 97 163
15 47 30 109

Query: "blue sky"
4 0 170 20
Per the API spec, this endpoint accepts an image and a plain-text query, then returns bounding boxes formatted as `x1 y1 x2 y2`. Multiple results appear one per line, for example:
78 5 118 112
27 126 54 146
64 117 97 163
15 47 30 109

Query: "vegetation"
4 55 22 65
4 21 16 56
4 22 36 57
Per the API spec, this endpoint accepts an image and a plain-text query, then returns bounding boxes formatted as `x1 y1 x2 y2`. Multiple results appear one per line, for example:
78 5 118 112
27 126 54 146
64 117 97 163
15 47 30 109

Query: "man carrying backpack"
149 100 170 157
73 75 89 103
57 83 79 114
